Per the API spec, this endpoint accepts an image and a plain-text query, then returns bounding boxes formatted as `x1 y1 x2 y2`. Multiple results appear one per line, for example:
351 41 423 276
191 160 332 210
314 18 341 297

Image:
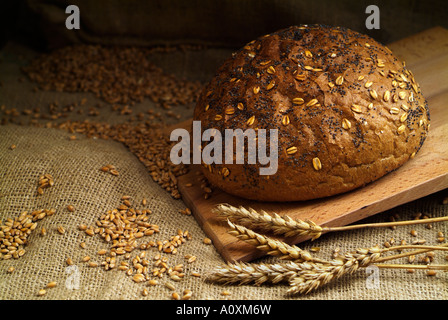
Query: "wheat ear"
287 246 382 295
215 204 323 240
226 219 325 262
207 260 304 286
215 204 448 240
287 244 448 295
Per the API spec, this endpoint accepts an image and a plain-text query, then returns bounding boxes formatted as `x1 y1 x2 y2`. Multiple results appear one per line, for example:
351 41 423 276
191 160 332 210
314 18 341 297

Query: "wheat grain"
0 209 53 260
37 289 46 296
182 289 193 300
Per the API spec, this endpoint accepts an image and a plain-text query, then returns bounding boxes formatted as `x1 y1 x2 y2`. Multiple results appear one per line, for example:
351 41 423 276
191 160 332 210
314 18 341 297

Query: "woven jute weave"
0 124 446 300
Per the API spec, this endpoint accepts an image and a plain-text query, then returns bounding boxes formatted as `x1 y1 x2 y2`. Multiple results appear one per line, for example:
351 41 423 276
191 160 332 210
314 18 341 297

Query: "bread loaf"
193 25 430 202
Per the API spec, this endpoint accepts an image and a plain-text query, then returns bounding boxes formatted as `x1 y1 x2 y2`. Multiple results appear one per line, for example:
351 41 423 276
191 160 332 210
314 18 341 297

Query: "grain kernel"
286 146 297 155
182 291 192 300
57 225 65 234
306 98 318 107
292 97 304 105
132 274 145 283
351 104 362 113
165 282 175 291
191 271 201 277
148 279 158 286
312 157 322 171
335 75 344 85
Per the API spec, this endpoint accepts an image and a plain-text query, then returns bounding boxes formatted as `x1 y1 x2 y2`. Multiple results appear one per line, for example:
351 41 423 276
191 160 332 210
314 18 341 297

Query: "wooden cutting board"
175 27 448 262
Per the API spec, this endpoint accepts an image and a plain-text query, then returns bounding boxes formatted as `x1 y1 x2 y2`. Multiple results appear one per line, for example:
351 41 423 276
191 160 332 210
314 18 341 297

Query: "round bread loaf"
193 25 430 202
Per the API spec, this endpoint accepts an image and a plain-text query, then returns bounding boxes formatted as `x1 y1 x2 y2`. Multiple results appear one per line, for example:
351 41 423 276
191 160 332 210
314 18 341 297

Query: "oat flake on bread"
193 25 430 201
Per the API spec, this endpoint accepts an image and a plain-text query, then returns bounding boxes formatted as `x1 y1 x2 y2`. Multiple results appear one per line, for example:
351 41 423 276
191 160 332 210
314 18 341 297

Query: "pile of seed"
0 208 55 260
100 164 120 176
76 196 199 298
2 43 209 199
37 174 54 195
22 45 203 108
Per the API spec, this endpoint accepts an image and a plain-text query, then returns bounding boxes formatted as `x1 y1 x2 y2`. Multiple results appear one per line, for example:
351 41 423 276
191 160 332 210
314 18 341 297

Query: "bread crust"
193 25 430 202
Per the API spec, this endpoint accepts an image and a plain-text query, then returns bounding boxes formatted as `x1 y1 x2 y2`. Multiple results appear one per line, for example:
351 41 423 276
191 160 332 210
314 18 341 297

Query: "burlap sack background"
1 124 447 300
1 1 447 300
6 0 448 50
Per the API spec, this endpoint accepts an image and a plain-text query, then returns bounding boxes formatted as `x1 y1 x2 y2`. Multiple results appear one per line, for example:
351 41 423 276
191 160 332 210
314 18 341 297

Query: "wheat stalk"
208 246 383 294
373 243 448 264
215 204 448 240
213 204 448 295
208 243 448 295
375 263 448 270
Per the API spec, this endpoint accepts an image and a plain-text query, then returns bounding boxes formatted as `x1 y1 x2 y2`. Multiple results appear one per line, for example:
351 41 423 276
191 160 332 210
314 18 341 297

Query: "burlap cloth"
14 0 448 49
0 40 447 301
1 123 447 300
